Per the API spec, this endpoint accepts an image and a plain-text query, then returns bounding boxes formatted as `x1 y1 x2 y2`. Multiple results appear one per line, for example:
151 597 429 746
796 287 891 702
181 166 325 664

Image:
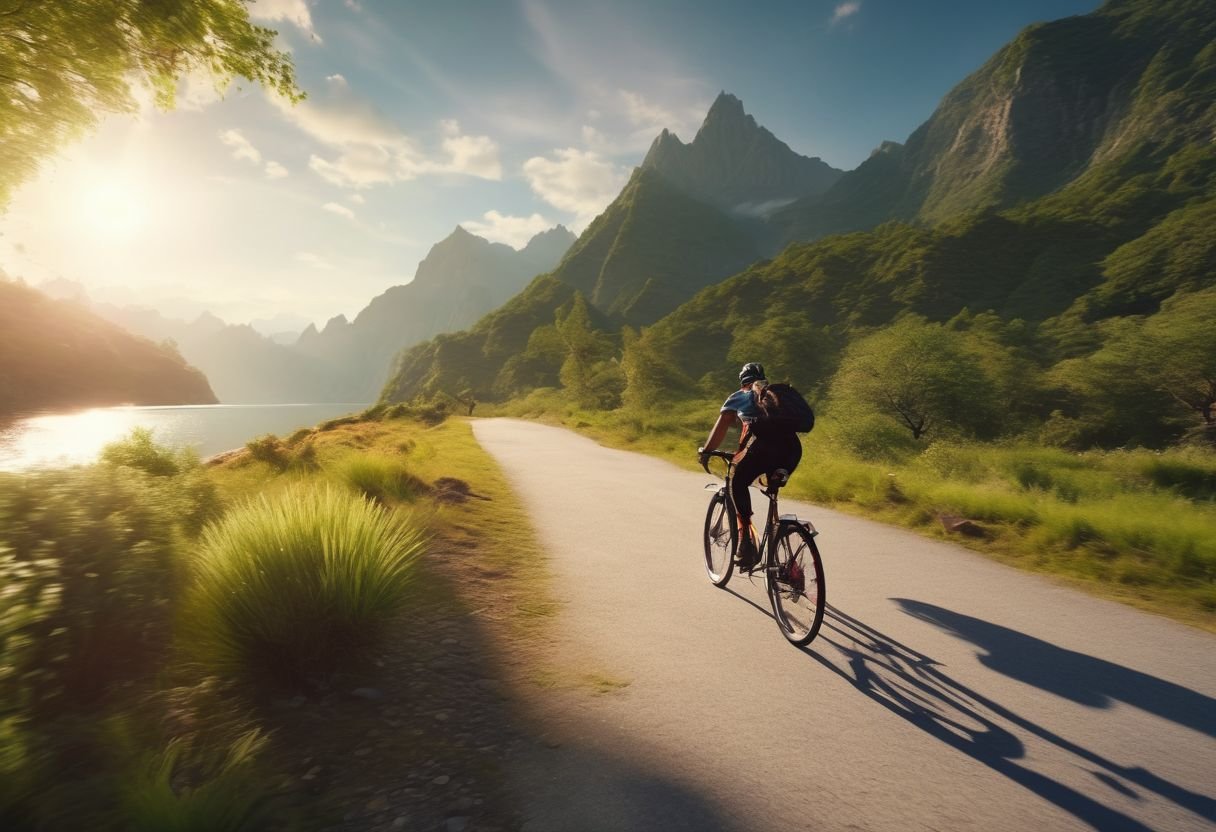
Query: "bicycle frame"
702 450 815 572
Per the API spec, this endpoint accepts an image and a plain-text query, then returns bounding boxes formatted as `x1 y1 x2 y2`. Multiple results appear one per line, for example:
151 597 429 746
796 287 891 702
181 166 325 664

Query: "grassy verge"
2 413 554 830
486 388 1216 630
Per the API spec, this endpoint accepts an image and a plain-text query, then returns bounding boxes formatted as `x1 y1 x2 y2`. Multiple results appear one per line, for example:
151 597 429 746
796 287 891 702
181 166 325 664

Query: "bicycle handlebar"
697 446 734 474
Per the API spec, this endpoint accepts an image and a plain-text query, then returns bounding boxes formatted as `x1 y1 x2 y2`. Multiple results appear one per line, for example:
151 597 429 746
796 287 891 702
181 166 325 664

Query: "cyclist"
700 362 803 570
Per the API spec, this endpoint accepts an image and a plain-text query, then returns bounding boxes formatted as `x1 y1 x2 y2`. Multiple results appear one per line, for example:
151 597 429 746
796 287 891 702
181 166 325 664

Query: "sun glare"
76 178 150 241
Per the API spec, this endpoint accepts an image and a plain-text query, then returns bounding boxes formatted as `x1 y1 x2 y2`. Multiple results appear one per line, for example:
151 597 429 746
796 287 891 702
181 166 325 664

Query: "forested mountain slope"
0 280 217 414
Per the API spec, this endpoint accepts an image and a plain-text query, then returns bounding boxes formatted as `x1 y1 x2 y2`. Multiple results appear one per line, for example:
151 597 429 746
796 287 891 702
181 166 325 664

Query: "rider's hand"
698 446 711 467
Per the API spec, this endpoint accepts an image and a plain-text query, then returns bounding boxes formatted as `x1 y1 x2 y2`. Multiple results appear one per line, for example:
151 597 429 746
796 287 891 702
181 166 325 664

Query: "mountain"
383 0 1216 412
548 167 761 325
297 224 575 401
93 305 337 404
0 280 216 415
776 0 1216 243
642 92 842 216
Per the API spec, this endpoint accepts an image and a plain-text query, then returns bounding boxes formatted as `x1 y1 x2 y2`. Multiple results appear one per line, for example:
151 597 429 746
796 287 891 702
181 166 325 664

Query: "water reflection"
0 403 366 471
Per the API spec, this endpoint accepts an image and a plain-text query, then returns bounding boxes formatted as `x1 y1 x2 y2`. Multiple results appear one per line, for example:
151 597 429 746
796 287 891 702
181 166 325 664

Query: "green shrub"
335 454 429 503
244 434 288 470
119 730 273 832
0 468 181 713
184 485 427 686
101 428 193 477
1138 454 1216 500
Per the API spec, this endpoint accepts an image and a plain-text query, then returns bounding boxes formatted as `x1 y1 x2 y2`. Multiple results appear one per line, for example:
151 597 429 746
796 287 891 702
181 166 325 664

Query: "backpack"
752 383 815 436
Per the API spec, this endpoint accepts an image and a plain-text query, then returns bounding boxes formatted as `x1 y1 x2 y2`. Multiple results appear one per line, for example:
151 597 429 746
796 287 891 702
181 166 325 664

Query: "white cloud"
249 0 322 43
295 251 334 270
831 2 861 25
347 193 365 204
271 76 501 188
219 129 262 164
264 161 289 179
322 202 355 220
461 210 555 249
438 133 503 180
344 0 362 10
522 148 627 228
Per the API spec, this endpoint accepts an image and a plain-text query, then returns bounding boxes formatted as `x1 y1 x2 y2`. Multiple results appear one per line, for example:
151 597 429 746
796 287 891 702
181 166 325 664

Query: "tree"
1141 289 1216 428
829 317 1000 440
1052 289 1216 447
0 0 302 205
555 294 618 408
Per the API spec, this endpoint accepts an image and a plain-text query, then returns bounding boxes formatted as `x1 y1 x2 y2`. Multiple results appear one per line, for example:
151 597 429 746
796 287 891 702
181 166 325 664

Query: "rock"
366 795 389 812
355 747 373 757
454 797 474 811
441 637 459 646
391 817 409 830
434 711 450 721
445 817 470 832
352 687 385 701
432 775 451 786
939 514 988 538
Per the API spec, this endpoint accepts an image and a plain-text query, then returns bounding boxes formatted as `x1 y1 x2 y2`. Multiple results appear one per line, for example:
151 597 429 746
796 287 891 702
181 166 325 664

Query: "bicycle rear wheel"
766 524 825 645
703 491 736 587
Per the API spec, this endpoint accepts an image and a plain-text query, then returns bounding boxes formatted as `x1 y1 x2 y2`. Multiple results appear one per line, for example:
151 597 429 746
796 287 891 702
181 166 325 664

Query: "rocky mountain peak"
640 92 843 215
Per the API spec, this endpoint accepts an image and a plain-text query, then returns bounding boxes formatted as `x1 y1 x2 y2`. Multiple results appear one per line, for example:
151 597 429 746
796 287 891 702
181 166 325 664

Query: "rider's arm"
703 410 738 453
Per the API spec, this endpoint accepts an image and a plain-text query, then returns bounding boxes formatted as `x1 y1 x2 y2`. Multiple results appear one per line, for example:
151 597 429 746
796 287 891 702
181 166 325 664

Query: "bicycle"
699 447 826 646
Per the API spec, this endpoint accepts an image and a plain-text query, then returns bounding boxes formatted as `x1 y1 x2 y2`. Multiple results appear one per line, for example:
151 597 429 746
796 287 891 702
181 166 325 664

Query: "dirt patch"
433 477 491 504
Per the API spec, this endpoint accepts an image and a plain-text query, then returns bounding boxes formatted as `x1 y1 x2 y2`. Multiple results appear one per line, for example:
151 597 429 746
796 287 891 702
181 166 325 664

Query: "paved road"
473 419 1216 832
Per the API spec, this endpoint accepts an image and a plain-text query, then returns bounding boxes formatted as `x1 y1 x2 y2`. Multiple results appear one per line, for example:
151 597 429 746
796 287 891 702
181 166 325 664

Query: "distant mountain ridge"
297 224 575 401
0 280 216 415
75 224 574 404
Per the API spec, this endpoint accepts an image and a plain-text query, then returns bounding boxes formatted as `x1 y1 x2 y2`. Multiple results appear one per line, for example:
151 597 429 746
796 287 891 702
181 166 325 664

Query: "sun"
76 177 150 241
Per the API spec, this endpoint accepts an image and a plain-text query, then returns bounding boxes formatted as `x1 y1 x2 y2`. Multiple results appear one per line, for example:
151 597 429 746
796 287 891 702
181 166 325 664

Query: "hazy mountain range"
36 224 574 406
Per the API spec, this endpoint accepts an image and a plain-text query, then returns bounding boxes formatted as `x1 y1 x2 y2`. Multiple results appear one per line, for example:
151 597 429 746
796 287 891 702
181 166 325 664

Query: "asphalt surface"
472 418 1216 832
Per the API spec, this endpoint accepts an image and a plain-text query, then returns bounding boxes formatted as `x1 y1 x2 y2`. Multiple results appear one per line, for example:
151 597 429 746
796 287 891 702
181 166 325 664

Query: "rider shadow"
725 589 1215 830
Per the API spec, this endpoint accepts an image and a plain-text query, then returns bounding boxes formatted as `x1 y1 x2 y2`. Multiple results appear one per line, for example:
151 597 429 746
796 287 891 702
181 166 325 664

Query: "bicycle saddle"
768 469 790 488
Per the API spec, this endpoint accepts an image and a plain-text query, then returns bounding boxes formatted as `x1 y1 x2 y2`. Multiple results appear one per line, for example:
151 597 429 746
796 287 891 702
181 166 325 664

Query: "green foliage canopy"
830 318 1001 440
0 0 303 205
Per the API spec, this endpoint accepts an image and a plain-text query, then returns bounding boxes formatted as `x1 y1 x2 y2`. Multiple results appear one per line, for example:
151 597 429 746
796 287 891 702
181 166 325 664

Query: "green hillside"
552 167 760 325
0 280 217 414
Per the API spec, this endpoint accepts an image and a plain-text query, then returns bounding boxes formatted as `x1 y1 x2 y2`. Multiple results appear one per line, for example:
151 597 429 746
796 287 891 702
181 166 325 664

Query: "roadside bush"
335 454 429 503
244 434 288 470
100 428 193 476
184 485 427 686
0 467 180 713
119 730 273 832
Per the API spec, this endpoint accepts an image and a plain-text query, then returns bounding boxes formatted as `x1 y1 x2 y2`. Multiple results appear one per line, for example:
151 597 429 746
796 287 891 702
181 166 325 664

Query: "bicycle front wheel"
766 524 825 645
703 490 736 587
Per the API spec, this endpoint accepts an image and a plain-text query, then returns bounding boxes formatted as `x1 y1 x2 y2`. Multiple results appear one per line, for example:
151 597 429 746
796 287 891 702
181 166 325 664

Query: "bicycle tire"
703 490 736 587
766 524 826 645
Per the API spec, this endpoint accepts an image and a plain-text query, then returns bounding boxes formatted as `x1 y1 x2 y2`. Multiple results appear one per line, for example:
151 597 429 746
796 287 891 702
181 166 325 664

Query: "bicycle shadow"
723 589 1215 830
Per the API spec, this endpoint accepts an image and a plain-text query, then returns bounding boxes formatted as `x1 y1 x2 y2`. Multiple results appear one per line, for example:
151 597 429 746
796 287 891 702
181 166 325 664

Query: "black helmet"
739 362 766 386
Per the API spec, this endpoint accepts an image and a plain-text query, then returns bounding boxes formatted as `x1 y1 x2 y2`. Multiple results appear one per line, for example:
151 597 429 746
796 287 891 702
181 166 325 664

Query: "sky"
0 0 1101 332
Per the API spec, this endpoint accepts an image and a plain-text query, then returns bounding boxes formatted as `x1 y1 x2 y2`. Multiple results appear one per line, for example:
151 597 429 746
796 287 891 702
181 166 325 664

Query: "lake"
0 403 369 472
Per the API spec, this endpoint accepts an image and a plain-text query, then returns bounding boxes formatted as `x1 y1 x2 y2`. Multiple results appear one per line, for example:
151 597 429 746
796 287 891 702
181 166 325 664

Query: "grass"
487 388 1216 628
184 484 427 686
332 453 430 504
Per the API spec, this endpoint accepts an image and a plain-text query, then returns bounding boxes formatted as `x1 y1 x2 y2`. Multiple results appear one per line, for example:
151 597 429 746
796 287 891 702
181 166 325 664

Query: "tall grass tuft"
118 730 273 832
184 484 427 686
335 453 430 503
